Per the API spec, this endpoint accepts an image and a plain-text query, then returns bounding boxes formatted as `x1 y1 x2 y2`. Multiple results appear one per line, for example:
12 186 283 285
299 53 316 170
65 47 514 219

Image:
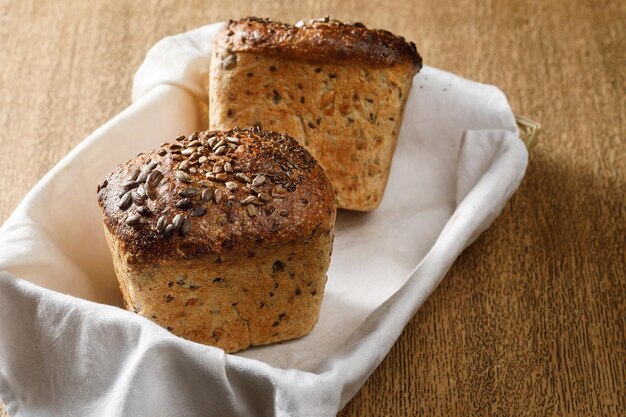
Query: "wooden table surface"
1 0 624 415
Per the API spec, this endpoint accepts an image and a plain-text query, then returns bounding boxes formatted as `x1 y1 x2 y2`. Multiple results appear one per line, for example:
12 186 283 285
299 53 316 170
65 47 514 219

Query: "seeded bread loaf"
97 127 336 353
209 17 422 211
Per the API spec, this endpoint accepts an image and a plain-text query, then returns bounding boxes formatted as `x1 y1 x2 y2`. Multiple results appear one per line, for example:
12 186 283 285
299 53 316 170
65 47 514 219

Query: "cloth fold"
0 22 528 417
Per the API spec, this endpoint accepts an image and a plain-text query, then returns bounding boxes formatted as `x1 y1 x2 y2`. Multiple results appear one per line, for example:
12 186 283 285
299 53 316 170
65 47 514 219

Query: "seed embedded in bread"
97 127 337 352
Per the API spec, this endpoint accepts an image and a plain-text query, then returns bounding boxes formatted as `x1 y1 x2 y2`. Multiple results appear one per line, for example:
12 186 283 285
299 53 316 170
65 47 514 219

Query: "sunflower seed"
189 132 198 141
228 143 238 150
241 195 256 205
224 162 233 173
122 179 139 189
214 189 224 203
208 137 218 148
97 179 108 192
179 160 190 171
176 198 193 210
252 174 266 186
213 139 227 150
246 204 257 217
201 188 214 202
236 173 251 183
175 135 185 142
181 148 194 156
190 206 206 217
156 215 167 232
212 163 223 174
172 214 184 230
200 180 212 188
119 192 132 210
136 184 147 198
258 192 272 202
136 162 158 183
180 216 192 235
226 136 240 144
199 156 208 164
131 190 145 205
214 173 228 182
187 140 201 147
137 206 152 217
178 187 200 198
146 185 158 200
126 213 141 225
225 181 238 191
205 172 215 180
189 167 197 174
206 130 218 137
146 170 163 187
157 148 167 156
176 170 192 183
172 154 183 161
214 146 226 155
129 169 140 181
169 143 182 151
163 224 175 238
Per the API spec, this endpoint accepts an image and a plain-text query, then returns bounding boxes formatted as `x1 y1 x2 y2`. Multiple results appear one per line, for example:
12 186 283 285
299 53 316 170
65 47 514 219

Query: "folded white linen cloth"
0 23 528 417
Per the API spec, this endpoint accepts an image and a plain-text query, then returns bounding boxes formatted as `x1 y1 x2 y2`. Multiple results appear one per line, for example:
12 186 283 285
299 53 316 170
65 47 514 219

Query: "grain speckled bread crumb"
97 127 336 352
209 17 422 211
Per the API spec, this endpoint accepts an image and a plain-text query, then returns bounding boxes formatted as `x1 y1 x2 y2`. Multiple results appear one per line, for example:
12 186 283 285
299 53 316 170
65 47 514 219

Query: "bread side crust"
105 224 333 353
209 52 413 210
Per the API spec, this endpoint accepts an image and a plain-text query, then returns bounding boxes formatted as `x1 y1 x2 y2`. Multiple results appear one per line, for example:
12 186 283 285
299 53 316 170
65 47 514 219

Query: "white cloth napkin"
0 23 528 417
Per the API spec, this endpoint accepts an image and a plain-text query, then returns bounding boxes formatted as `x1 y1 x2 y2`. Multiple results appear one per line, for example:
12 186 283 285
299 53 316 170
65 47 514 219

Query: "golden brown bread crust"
97 127 336 265
216 16 422 70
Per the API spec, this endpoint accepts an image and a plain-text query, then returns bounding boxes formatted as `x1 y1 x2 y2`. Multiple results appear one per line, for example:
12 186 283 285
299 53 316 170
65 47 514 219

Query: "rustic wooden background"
0 0 624 415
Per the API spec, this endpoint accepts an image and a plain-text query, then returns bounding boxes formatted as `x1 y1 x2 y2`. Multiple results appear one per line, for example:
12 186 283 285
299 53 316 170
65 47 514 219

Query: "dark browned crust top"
215 16 422 71
97 127 337 264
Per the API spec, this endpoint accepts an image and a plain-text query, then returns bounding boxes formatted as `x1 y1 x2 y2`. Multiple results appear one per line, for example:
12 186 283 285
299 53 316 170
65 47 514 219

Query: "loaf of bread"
97 127 336 352
209 17 422 211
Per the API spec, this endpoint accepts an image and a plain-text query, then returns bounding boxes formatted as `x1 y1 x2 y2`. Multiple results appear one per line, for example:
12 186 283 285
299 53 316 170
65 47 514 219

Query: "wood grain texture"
0 0 624 416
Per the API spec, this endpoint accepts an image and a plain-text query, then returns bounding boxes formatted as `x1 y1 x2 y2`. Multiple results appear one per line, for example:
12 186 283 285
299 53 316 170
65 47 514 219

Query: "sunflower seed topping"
176 198 193 210
126 213 141 225
179 160 190 171
225 181 238 191
252 175 266 186
97 179 108 192
214 189 224 203
258 192 272 202
176 170 192 183
202 188 214 202
156 215 167 233
178 187 200 198
136 184 147 198
236 173 251 183
180 217 192 235
241 195 256 205
190 207 207 217
214 146 226 155
214 173 228 182
119 192 132 210
137 206 152 217
224 162 233 173
172 214 184 231
163 224 175 238
175 135 185 142
147 170 163 187
131 190 144 205
246 204 257 217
